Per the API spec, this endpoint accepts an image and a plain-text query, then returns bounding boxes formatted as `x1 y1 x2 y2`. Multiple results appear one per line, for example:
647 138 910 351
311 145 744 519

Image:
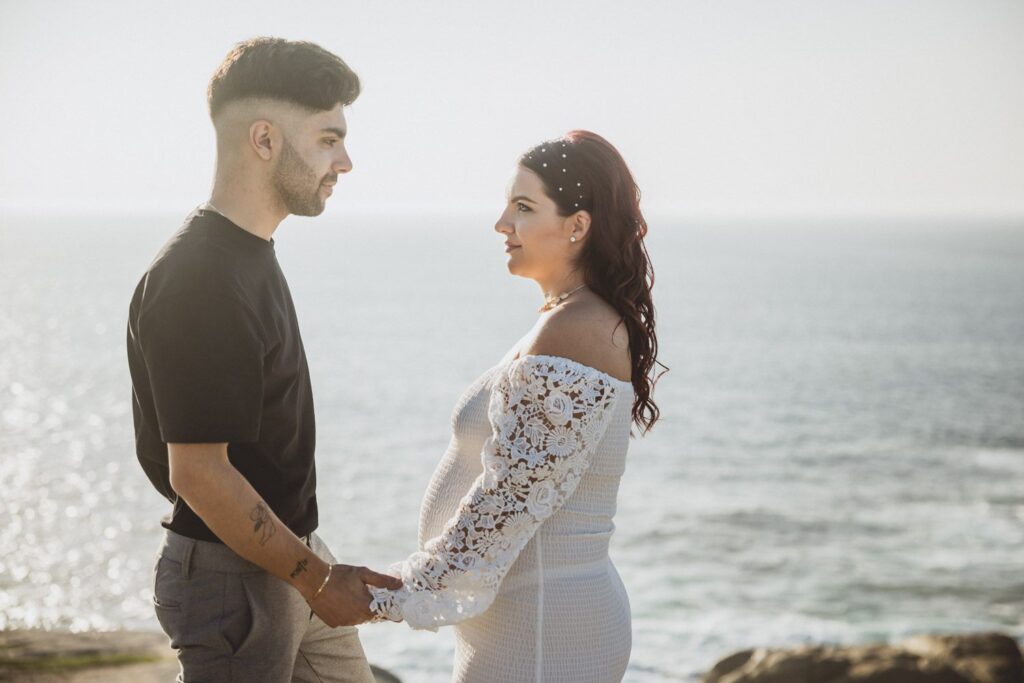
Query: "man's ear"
249 120 275 161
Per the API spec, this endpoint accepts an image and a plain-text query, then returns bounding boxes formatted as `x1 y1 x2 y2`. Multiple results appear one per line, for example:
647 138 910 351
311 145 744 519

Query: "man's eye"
323 139 338 147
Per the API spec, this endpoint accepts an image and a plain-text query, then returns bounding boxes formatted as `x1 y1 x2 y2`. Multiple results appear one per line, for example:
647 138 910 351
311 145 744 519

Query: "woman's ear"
568 210 592 244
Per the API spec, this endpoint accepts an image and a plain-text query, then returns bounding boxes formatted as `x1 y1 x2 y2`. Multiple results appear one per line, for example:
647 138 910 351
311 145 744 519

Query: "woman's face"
494 165 574 281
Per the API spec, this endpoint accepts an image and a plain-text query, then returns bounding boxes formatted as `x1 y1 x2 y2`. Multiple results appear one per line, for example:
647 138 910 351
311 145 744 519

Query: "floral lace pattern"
368 355 621 630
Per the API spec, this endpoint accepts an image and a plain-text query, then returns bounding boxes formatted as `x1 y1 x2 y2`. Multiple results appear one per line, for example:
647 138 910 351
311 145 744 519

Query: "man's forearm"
168 445 329 600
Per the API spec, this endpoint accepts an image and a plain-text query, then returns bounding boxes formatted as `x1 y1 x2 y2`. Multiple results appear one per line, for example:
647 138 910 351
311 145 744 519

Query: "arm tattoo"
290 558 309 579
249 502 277 546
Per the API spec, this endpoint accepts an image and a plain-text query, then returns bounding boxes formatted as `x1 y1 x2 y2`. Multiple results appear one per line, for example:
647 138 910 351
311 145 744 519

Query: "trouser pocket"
152 556 184 643
152 554 254 657
222 571 256 655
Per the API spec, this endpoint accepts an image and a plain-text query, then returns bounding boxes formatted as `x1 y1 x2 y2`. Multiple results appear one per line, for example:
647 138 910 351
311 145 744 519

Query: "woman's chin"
504 253 537 279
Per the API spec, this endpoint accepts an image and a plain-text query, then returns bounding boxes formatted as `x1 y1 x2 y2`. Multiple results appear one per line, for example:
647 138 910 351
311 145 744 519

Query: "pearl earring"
570 236 577 243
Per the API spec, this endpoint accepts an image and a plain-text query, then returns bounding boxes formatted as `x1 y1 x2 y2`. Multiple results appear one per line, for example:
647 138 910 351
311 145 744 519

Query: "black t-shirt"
127 207 318 542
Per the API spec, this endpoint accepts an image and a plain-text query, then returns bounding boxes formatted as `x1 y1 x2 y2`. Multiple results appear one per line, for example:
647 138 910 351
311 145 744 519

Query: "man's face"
272 105 352 216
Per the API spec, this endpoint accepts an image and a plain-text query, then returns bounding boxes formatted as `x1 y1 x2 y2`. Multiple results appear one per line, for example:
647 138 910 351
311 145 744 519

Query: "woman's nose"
494 209 513 234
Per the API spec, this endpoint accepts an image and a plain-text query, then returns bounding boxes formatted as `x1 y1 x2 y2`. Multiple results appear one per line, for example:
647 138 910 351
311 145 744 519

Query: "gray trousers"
153 528 376 683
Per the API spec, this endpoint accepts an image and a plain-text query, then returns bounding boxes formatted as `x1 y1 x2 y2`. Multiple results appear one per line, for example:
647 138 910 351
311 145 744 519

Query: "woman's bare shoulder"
524 294 631 382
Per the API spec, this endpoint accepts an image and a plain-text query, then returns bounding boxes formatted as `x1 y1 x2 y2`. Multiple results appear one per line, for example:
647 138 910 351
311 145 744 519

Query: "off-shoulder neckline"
508 353 634 389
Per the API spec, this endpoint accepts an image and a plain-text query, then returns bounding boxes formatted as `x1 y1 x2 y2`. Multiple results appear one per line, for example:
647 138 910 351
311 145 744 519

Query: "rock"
0 629 174 683
902 634 1024 683
705 646 850 683
0 629 402 682
704 633 1022 683
370 664 403 683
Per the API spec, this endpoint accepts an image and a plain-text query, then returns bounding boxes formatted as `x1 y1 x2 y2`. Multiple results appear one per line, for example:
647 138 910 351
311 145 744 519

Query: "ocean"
1 210 1022 682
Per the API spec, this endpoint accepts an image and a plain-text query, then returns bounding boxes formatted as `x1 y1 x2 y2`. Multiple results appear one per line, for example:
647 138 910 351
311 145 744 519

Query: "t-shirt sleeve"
138 292 266 443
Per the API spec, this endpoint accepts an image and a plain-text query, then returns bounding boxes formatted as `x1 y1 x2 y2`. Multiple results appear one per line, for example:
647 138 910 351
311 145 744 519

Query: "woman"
369 130 662 682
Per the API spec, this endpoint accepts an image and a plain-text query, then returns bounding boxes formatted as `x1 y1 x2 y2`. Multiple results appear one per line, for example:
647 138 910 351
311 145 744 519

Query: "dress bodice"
419 359 634 577
368 354 635 682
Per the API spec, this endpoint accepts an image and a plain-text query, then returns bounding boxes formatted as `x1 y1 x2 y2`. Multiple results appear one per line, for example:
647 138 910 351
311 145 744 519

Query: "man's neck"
208 178 287 242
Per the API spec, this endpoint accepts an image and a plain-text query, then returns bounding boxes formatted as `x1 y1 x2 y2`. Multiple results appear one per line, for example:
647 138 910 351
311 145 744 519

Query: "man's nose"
333 148 353 174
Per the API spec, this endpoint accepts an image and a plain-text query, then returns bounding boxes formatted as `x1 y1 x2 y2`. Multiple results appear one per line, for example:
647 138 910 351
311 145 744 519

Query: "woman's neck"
537 272 586 302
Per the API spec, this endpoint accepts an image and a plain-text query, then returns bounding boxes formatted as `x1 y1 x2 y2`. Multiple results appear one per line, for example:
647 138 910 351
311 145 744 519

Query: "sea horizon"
1 211 1022 682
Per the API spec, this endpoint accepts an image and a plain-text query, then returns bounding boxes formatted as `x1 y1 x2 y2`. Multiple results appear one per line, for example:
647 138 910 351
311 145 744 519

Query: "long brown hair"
520 130 665 433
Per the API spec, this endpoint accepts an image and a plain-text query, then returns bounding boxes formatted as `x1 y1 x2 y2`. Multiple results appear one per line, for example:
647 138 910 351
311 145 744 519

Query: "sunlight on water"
1 212 1022 681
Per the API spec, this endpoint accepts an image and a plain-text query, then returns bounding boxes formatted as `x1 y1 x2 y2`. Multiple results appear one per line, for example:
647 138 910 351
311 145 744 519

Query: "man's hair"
207 37 360 119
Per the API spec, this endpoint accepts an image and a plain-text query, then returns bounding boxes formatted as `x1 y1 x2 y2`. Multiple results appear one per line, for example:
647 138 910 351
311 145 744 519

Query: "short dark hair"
207 37 360 119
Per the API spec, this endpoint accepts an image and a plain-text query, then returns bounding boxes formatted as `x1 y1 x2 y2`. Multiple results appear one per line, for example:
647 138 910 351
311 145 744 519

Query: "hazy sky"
2 0 1022 218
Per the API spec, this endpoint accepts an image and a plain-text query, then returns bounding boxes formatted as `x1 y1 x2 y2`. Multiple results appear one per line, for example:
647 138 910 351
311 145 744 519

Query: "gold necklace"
539 284 587 313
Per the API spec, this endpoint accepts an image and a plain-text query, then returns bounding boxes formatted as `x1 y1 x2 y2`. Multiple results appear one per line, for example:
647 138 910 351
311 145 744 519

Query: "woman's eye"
517 202 531 212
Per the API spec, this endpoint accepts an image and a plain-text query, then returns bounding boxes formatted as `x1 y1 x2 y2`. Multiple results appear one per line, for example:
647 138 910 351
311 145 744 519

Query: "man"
126 37 401 682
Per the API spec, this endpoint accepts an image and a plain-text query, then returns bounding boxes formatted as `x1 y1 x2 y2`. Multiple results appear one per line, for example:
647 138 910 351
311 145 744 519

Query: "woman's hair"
520 130 665 433
207 37 360 119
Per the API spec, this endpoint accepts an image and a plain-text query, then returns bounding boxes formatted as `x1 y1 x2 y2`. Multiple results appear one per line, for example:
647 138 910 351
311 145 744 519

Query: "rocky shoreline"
704 632 1023 683
0 630 400 682
1 629 1020 682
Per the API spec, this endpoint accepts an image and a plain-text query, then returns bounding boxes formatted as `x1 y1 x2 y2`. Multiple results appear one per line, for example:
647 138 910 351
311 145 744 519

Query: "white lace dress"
369 353 634 682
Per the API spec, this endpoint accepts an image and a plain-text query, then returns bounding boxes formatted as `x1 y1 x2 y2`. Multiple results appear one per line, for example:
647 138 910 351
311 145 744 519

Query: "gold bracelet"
309 564 333 603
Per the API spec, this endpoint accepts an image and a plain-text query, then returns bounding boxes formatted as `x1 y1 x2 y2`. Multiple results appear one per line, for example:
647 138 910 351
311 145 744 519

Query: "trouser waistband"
159 528 314 579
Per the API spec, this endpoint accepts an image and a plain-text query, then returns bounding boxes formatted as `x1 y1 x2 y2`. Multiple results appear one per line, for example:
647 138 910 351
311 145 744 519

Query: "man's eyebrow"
510 195 537 204
320 127 347 138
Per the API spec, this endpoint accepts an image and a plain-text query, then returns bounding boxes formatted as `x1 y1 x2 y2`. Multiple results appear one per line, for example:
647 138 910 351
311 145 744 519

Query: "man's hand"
307 564 402 627
167 443 402 628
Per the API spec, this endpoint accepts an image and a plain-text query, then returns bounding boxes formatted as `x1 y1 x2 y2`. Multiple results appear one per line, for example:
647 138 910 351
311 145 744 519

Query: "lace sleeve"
368 355 621 631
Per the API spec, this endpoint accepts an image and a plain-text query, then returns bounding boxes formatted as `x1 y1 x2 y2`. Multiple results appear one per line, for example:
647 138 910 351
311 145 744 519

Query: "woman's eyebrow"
510 195 537 204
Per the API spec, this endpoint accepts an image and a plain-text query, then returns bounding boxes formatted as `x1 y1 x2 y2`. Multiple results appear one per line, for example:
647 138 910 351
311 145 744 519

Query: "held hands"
305 563 402 627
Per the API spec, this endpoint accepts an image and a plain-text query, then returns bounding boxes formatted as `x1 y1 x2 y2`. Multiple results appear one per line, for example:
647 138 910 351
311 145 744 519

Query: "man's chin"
289 200 327 217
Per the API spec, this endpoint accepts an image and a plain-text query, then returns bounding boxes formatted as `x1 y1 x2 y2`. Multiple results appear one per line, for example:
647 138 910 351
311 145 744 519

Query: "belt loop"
180 538 196 579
